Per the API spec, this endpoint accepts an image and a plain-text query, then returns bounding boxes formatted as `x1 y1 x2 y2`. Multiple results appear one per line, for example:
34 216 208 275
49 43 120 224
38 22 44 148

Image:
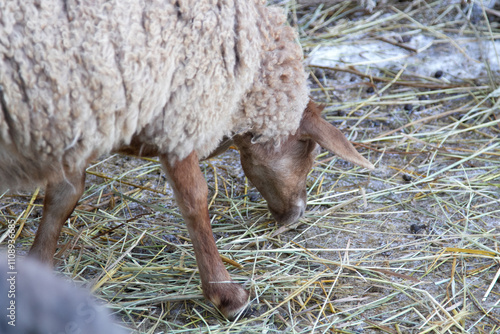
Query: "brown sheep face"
234 101 374 226
234 133 318 225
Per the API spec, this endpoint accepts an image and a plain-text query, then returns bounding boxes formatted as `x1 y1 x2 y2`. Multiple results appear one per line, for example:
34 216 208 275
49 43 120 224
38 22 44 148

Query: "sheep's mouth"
269 204 305 226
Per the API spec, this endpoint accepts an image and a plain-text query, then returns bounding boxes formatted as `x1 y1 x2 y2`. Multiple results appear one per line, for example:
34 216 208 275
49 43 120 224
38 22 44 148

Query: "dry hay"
1 0 499 333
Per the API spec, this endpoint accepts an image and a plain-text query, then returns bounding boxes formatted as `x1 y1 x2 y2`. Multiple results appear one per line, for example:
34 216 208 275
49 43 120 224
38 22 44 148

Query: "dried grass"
1 0 499 333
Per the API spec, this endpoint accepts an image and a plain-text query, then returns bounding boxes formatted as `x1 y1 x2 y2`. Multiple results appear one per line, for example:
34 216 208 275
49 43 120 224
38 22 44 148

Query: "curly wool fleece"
0 0 308 190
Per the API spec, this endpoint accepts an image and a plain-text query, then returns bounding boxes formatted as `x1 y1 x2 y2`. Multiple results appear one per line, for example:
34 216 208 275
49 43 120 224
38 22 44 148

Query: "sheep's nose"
269 198 306 225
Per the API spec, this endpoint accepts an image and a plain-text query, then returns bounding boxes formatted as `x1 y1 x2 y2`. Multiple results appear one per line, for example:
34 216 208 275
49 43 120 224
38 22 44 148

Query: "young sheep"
0 0 374 318
0 252 127 334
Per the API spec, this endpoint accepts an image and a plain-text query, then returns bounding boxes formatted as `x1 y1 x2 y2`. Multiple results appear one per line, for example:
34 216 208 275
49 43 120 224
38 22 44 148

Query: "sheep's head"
233 101 374 225
234 131 317 225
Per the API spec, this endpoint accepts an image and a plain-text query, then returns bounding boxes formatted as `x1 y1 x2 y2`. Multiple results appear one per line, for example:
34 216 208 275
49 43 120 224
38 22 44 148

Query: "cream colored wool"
0 0 308 190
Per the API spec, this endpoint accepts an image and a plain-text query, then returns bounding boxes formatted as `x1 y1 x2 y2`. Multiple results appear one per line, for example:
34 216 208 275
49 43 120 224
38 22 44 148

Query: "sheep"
0 0 374 319
0 252 127 334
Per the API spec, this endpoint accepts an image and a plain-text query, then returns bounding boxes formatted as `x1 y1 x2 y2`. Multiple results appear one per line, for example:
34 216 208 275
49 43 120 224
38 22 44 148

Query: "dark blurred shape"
0 252 127 334
434 70 443 78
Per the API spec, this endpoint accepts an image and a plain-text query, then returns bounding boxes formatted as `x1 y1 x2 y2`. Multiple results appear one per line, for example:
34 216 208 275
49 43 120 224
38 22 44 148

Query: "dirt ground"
1 1 499 333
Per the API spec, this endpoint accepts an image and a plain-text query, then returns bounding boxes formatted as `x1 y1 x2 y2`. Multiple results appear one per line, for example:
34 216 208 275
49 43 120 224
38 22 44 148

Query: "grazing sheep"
0 252 127 334
0 0 374 318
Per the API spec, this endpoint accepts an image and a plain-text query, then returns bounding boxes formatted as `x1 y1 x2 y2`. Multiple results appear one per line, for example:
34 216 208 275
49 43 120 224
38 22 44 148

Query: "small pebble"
313 69 324 78
248 192 260 201
164 234 178 243
410 223 427 234
402 174 412 182
401 35 412 43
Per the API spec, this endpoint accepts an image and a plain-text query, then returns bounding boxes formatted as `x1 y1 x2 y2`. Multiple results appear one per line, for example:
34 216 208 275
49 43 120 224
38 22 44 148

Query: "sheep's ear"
300 102 375 170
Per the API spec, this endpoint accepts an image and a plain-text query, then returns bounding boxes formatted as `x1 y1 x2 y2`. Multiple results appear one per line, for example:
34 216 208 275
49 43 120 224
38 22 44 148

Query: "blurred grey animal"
0 252 127 334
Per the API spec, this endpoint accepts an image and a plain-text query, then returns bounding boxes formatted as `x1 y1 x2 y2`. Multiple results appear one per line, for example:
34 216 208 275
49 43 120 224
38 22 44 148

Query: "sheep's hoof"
206 283 250 320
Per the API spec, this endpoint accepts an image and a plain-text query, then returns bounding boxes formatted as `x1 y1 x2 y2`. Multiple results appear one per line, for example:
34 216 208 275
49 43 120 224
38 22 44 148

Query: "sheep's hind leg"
161 151 249 319
28 169 86 265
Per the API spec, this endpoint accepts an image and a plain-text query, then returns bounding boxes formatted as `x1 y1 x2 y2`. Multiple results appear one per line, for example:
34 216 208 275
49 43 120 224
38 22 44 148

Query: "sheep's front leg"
161 152 249 319
29 169 86 265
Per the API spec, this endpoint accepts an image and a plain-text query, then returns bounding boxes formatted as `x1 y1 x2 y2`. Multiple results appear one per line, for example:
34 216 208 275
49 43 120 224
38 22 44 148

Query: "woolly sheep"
0 0 374 319
0 252 127 333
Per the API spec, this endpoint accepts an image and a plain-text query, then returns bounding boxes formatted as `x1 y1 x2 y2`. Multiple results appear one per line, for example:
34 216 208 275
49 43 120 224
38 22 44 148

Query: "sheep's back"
0 0 262 190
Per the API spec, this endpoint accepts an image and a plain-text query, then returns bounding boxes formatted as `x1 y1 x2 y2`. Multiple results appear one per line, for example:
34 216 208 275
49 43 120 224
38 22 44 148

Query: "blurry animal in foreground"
0 252 127 334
